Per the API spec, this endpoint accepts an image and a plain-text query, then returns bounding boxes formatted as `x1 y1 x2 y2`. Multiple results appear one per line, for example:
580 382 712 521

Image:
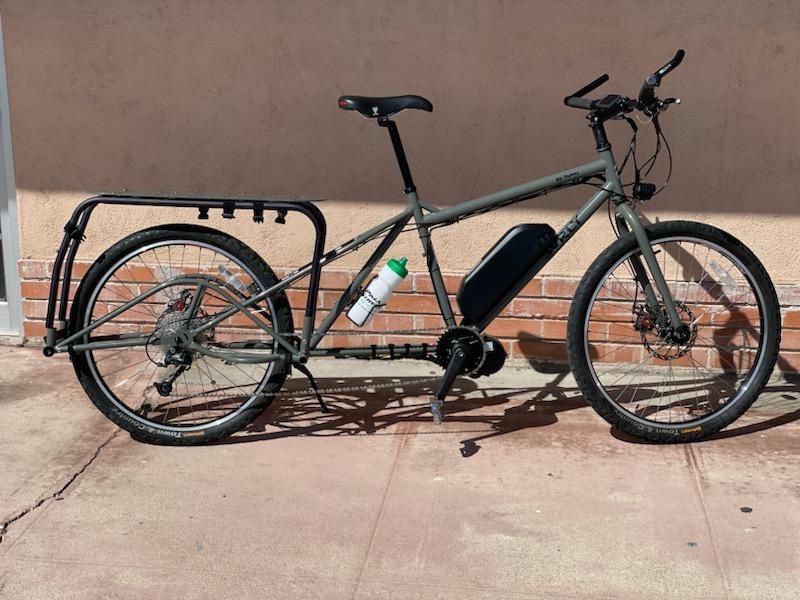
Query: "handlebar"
564 49 685 117
564 74 609 108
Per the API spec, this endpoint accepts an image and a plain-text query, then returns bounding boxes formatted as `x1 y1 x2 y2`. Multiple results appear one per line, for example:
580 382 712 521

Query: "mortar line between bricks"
683 444 731 600
349 421 410 600
0 428 121 552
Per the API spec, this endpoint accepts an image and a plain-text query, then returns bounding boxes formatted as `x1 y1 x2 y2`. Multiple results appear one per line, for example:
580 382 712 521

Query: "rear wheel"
567 220 780 442
70 225 293 445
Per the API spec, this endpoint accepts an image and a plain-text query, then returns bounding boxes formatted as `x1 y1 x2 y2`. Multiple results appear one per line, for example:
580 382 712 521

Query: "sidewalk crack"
349 423 409 599
0 428 120 545
684 444 731 600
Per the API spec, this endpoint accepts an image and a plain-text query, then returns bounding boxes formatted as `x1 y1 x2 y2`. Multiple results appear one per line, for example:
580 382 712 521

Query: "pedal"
430 398 444 425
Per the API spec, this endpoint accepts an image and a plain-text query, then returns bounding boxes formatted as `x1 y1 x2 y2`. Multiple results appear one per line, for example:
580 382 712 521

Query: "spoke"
105 362 156 413
110 274 159 318
667 352 678 423
609 273 636 301
621 256 639 283
683 242 696 305
93 348 133 363
601 352 653 389
687 354 739 395
697 299 755 325
99 354 152 379
695 333 757 353
229 361 262 385
595 344 634 361
136 255 160 292
96 284 156 321
195 357 208 398
201 357 249 393
687 351 708 416
96 299 157 322
148 248 176 301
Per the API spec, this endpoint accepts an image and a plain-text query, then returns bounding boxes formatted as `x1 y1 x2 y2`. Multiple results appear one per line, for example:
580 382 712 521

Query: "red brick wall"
17 259 800 372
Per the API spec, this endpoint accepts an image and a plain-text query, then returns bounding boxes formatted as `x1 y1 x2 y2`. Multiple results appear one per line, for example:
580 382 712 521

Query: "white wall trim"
0 14 22 335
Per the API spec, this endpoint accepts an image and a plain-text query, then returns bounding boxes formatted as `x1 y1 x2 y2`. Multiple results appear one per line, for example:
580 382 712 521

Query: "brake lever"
658 97 681 112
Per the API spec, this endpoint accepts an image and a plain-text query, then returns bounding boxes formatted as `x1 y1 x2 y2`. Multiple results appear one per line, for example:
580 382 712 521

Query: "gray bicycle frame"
55 146 682 362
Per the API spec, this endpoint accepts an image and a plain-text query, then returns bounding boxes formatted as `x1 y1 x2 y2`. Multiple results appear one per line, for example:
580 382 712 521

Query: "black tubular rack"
44 193 326 349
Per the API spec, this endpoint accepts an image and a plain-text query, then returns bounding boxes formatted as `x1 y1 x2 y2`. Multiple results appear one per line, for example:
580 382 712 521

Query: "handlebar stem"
589 114 611 152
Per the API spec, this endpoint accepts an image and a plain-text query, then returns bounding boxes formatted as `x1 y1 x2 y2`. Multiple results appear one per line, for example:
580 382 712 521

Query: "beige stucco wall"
3 1 800 282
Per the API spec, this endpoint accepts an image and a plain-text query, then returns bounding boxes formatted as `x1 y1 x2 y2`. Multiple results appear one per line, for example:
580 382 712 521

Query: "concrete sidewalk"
0 345 798 599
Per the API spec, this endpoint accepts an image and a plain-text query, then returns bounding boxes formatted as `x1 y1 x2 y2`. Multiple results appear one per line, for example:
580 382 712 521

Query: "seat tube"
409 191 456 327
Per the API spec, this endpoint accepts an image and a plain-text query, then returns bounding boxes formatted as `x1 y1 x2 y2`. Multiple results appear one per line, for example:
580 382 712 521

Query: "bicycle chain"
261 325 446 400
178 325 448 401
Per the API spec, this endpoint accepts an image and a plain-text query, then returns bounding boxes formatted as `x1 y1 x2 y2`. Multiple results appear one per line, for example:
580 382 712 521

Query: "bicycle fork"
615 203 685 330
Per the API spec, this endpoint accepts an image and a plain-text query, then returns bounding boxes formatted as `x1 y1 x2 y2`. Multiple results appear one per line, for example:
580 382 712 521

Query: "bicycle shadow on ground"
217 371 589 457
213 335 590 453
212 333 800 454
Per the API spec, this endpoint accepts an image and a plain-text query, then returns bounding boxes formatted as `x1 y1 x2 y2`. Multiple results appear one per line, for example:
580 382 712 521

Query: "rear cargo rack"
44 193 327 350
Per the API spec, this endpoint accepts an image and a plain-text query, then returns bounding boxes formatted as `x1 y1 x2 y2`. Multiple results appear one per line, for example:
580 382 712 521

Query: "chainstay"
322 326 446 337
173 326 448 401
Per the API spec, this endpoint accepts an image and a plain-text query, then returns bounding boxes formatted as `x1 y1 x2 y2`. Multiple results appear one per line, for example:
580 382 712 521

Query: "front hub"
636 301 698 361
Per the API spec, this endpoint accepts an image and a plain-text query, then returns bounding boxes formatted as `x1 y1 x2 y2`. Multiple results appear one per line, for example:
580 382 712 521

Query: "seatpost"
377 117 416 193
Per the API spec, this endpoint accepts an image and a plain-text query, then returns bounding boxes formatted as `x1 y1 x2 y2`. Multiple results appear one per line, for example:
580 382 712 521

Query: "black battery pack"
457 224 556 326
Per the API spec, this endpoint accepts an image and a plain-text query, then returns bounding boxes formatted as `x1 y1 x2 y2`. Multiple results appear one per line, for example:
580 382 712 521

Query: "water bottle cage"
345 285 365 310
361 287 386 319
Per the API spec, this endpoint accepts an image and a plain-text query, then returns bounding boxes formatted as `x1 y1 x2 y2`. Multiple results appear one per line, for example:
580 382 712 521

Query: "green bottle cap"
387 257 408 278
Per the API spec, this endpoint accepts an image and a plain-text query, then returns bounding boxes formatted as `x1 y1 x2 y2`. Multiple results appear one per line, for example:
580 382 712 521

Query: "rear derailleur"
431 327 506 424
154 346 193 397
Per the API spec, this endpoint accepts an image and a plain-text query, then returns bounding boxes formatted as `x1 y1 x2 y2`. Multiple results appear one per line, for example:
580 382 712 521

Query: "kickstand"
293 362 330 413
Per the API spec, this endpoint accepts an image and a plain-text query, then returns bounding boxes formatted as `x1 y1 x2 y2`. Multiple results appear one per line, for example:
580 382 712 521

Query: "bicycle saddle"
337 95 433 118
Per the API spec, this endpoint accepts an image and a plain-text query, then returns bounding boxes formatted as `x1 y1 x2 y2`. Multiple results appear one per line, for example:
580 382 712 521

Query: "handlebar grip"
564 97 594 109
564 73 608 107
656 49 685 78
571 73 609 100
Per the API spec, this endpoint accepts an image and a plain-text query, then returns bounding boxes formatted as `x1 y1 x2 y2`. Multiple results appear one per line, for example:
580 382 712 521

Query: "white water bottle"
347 257 409 326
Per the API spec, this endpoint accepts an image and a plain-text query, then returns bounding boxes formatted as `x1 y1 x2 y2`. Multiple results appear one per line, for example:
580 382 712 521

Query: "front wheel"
567 220 780 442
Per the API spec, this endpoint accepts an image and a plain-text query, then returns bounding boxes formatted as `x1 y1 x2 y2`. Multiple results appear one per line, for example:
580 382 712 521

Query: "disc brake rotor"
637 301 698 360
